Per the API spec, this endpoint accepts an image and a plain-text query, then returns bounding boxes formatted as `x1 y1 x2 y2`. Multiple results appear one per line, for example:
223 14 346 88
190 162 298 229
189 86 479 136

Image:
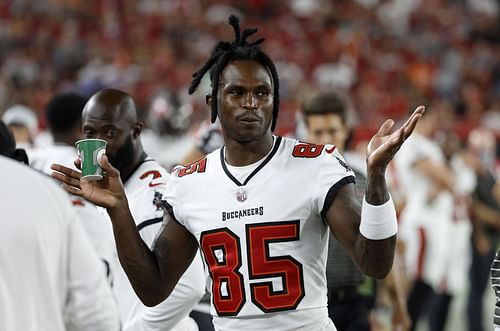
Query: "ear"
132 122 143 138
206 95 212 107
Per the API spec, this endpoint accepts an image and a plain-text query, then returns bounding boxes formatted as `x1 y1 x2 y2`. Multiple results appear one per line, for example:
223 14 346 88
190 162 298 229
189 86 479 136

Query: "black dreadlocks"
189 15 280 131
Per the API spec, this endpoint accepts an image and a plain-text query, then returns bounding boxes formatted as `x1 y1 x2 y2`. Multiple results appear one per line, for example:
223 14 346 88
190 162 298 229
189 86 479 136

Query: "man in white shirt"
0 155 120 331
78 88 205 331
394 108 456 330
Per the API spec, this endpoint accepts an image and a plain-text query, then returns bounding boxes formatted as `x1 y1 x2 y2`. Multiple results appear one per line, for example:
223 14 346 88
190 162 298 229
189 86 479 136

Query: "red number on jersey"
201 229 245 316
200 222 304 316
140 170 163 187
292 143 324 158
178 158 207 177
247 221 304 312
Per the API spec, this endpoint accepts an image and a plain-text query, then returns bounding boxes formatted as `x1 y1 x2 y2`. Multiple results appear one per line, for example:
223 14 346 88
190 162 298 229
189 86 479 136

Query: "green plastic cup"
75 138 107 181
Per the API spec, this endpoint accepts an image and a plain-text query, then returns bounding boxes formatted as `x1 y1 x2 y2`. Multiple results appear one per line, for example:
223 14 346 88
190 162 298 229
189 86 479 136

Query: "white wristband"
359 196 398 240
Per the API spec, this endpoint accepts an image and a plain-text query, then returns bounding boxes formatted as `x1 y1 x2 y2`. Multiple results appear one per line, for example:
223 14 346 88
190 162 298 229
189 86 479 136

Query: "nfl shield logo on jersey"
236 188 247 202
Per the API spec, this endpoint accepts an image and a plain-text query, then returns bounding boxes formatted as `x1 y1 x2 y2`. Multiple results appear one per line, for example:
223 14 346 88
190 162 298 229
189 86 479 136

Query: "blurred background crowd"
0 0 498 144
1 0 500 331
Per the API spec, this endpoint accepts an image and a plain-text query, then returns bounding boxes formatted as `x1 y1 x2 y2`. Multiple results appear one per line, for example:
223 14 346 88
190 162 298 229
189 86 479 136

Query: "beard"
107 135 135 173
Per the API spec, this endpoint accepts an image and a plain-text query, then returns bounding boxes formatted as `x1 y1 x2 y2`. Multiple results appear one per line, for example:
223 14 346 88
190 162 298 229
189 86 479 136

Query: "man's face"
82 103 135 172
215 60 274 144
306 113 348 150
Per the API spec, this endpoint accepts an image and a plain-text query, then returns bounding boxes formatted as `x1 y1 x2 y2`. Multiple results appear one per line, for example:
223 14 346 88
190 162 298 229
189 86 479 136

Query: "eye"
327 129 337 135
83 129 95 138
256 89 269 97
106 129 117 138
230 89 243 96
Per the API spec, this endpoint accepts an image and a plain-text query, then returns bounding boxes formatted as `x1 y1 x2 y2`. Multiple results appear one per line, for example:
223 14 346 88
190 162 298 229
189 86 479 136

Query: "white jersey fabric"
0 156 120 331
28 143 77 175
28 144 115 281
112 157 206 331
492 250 500 329
441 155 475 295
164 136 355 331
394 133 454 289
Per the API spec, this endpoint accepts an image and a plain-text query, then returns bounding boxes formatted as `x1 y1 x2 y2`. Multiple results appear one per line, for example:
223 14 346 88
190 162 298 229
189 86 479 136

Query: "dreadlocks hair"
189 15 280 131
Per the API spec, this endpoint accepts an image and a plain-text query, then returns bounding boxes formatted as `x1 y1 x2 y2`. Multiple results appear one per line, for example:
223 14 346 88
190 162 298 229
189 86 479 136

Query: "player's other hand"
366 105 425 174
51 154 127 209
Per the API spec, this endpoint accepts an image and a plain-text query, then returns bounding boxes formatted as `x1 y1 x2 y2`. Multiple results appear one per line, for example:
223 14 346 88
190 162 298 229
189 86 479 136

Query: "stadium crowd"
0 0 498 137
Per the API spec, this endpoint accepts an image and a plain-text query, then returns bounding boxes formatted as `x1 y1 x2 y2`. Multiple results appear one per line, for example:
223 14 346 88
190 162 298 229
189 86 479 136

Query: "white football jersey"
442 155 475 294
28 144 115 282
164 136 355 331
112 157 206 331
394 133 449 222
394 133 454 288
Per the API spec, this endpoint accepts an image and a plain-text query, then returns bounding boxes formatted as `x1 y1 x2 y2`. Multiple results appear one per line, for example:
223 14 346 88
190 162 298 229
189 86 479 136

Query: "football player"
52 16 424 331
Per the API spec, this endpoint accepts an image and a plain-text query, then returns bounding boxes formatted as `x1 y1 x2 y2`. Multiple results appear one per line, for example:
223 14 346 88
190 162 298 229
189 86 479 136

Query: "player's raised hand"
366 105 425 173
51 154 127 209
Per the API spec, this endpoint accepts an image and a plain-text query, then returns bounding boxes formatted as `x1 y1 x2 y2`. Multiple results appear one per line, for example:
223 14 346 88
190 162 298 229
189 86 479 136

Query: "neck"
121 148 146 183
224 134 274 166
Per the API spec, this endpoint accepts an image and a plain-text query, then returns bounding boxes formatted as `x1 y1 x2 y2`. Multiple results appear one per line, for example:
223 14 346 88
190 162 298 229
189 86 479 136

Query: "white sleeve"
64 215 120 331
132 188 166 248
396 136 429 170
162 170 186 226
313 145 356 217
123 252 206 331
71 197 115 284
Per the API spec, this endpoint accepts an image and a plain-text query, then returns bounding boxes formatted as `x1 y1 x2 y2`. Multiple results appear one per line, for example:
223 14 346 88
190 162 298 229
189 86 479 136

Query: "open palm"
51 154 126 209
366 105 425 172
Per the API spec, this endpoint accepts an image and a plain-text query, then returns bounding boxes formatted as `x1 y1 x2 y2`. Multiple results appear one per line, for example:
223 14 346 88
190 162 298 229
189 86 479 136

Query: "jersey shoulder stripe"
137 217 163 232
126 158 169 191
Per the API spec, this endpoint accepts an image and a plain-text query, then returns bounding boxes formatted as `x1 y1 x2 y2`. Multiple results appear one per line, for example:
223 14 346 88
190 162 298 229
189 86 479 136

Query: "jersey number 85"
200 221 305 316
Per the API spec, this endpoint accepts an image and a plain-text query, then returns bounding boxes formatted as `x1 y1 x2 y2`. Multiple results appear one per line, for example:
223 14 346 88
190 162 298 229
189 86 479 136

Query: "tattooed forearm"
365 169 390 205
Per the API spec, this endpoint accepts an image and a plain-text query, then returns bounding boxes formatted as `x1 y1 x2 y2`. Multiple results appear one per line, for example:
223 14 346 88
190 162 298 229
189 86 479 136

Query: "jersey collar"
220 136 282 187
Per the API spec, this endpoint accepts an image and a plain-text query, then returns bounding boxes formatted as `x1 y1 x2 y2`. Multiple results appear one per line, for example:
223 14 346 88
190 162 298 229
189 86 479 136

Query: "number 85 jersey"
164 136 355 331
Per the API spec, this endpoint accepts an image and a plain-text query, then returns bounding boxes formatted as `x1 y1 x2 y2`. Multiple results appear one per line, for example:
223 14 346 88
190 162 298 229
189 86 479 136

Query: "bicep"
324 183 361 258
152 212 199 291
492 180 500 204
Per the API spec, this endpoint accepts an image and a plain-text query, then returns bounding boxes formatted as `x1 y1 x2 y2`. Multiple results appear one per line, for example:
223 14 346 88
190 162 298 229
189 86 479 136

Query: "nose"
242 93 257 110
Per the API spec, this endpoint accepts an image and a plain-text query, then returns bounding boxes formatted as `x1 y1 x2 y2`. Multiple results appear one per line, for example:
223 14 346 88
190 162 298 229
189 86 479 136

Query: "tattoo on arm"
365 170 389 205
